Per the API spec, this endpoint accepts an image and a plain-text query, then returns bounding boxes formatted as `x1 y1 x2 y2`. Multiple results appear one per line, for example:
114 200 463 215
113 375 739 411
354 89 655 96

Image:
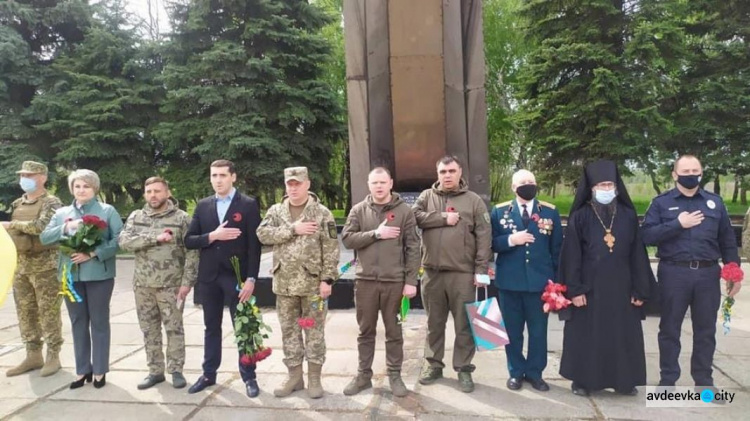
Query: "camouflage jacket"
256 193 340 296
10 192 62 274
118 199 198 288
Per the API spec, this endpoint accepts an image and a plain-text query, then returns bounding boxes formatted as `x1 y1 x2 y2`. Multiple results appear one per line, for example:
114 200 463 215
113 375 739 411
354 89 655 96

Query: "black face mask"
516 184 537 201
677 174 701 190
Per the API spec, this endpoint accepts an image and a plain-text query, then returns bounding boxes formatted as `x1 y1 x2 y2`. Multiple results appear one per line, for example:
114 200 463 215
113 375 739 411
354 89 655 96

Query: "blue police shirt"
641 188 739 263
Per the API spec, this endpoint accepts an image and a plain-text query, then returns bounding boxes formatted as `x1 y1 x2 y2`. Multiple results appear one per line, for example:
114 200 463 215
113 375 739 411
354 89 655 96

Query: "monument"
343 0 490 203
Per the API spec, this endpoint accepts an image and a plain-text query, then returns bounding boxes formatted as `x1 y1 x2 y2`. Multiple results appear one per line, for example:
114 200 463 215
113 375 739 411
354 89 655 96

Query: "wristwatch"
322 279 334 286
374 230 382 240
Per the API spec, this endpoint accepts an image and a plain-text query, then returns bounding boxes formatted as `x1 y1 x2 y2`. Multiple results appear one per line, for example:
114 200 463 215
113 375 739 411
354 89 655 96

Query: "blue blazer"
491 199 563 292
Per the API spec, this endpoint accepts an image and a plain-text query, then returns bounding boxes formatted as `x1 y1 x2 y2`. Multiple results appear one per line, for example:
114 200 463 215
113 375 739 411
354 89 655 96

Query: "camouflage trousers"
276 294 327 367
134 286 185 375
13 269 63 353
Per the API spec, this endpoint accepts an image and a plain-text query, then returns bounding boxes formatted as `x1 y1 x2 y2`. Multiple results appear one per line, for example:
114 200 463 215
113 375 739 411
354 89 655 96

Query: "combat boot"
273 365 304 397
388 371 409 397
6 350 44 377
343 372 372 396
39 350 61 377
307 362 325 399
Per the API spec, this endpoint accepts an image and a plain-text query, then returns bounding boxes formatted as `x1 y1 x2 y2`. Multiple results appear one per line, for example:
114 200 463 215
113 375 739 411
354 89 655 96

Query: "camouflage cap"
16 161 48 175
284 166 309 182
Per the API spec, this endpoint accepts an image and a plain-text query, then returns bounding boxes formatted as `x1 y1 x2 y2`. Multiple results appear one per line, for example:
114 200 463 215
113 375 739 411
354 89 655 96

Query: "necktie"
522 204 530 228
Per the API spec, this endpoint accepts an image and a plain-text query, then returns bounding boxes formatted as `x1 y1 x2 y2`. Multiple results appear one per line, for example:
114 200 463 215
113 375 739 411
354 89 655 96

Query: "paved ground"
0 259 749 420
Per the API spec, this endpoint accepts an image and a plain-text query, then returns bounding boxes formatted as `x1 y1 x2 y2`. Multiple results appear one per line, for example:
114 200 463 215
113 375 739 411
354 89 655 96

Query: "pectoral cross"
604 229 615 253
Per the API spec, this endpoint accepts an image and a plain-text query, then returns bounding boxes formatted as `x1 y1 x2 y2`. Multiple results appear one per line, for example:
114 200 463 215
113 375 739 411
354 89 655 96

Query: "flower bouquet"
231 256 272 366
541 280 572 313
58 215 108 302
720 262 744 335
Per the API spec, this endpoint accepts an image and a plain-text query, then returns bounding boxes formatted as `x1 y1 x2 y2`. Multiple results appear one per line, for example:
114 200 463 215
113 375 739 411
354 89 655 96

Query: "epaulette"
495 200 512 208
539 200 556 210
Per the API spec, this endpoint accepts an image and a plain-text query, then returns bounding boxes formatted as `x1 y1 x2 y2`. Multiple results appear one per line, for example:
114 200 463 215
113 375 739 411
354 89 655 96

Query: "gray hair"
68 169 101 194
511 169 536 187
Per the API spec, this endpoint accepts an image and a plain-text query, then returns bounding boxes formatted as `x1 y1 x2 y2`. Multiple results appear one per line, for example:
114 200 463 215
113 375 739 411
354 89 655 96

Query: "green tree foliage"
518 0 686 185
157 0 345 205
0 0 91 207
26 0 164 211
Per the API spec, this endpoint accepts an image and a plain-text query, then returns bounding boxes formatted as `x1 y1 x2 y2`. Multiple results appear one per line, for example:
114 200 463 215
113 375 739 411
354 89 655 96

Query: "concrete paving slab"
0 370 75 399
191 407 366 421
0 344 142 370
206 374 375 412
9 401 194 421
0 398 35 419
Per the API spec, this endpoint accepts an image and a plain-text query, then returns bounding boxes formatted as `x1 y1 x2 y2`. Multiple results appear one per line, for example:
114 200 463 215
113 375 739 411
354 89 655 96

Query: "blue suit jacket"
491 199 563 292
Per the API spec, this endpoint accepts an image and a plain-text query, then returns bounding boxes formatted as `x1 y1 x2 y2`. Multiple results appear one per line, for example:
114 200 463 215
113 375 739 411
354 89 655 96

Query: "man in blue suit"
491 169 563 392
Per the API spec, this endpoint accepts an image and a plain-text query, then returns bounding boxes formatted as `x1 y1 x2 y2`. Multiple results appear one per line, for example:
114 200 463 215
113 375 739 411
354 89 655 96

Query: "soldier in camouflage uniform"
3 161 64 377
118 177 198 389
256 167 340 399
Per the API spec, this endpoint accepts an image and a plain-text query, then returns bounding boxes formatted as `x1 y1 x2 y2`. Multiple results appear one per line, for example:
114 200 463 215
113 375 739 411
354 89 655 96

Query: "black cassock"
558 202 652 391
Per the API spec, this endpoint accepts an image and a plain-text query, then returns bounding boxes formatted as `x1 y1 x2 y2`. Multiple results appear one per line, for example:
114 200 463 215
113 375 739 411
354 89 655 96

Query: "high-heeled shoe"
93 374 106 389
70 372 93 389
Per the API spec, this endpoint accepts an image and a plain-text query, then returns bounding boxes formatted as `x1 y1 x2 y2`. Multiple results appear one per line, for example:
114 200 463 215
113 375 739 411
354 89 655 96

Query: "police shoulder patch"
539 200 556 210
327 221 337 239
483 212 490 223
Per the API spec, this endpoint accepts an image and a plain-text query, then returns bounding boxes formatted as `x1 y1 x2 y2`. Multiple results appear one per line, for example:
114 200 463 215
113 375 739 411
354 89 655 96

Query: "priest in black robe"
558 160 653 396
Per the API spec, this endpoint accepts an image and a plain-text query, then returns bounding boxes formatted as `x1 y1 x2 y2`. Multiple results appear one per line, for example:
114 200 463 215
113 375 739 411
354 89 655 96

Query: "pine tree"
27 0 163 209
157 0 345 201
0 0 91 206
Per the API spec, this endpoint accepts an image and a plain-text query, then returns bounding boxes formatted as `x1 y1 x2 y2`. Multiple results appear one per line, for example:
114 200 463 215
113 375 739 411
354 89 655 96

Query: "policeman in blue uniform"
491 169 563 391
642 155 741 388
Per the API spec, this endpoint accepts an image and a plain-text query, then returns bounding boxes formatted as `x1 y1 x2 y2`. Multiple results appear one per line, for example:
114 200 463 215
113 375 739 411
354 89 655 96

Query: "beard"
149 198 169 210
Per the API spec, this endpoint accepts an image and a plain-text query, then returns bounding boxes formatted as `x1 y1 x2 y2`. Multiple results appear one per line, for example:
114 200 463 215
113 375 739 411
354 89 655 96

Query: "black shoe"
93 374 106 389
617 387 638 396
70 372 93 389
525 376 550 392
571 382 589 396
246 379 260 398
506 377 523 391
188 376 216 394
138 374 166 390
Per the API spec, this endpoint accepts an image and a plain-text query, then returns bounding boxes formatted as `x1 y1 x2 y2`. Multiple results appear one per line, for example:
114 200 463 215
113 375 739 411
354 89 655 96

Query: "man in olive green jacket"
118 177 198 390
413 156 492 393
341 167 420 397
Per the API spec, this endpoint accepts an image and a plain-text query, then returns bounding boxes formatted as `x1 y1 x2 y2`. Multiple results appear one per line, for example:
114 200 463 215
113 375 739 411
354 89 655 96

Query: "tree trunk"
649 169 662 195
713 174 721 195
732 174 740 203
741 178 748 206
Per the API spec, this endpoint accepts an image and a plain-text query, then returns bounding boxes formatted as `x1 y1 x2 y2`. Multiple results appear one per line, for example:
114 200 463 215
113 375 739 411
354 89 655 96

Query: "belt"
660 260 718 269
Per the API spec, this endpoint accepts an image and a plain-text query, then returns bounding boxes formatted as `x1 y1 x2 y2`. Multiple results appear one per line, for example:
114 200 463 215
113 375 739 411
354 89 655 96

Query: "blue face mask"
594 189 616 205
19 177 37 193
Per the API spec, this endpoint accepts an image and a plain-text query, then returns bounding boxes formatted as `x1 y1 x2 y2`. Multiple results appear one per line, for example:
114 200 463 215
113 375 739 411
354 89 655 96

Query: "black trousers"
657 264 721 386
200 275 256 382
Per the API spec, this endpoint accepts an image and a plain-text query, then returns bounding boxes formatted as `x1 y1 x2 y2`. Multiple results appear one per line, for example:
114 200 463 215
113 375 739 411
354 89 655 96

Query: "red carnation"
386 212 396 221
721 262 744 283
253 347 273 363
164 229 173 235
531 214 540 222
240 354 254 367
541 280 571 313
233 212 242 222
297 317 316 329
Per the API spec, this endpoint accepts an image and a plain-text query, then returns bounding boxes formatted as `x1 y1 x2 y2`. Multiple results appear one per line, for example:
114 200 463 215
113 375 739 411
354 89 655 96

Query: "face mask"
677 174 701 190
19 177 37 193
594 189 616 205
516 184 537 201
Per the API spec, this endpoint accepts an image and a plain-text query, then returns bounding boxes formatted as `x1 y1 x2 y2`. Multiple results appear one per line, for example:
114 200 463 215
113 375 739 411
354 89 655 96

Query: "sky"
124 0 170 36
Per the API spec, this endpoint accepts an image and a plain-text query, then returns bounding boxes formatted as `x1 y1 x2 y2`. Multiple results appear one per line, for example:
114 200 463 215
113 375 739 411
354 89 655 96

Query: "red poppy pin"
446 204 456 212
164 229 173 235
386 212 396 221
232 212 242 222
531 214 540 222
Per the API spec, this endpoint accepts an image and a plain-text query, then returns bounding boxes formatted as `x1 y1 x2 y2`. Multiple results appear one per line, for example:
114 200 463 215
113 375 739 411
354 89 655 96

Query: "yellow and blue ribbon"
60 262 82 303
